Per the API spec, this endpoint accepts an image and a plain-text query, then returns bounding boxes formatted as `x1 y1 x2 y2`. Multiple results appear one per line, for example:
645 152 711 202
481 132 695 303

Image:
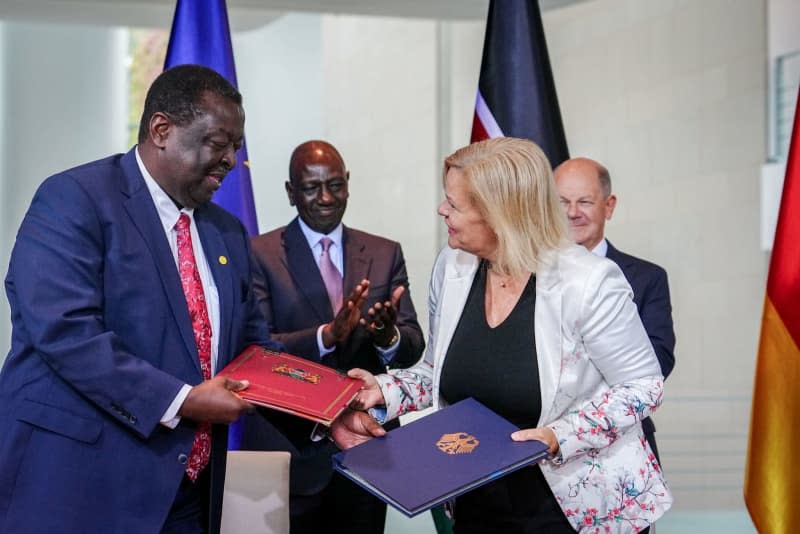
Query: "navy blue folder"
332 397 550 517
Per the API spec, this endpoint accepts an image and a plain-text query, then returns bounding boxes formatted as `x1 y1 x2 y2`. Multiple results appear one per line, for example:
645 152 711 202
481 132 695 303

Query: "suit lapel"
433 249 565 424
342 227 371 297
434 253 478 370
534 249 563 426
119 150 201 376
283 220 333 322
605 240 644 310
195 209 233 371
605 241 633 271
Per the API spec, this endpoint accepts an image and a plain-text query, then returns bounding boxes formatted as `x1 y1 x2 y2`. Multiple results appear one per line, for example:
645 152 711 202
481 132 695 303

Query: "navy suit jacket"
0 149 280 534
243 217 424 495
606 241 675 435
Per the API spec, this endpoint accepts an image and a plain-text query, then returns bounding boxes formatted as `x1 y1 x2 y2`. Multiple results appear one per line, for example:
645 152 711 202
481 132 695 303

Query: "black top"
440 261 541 429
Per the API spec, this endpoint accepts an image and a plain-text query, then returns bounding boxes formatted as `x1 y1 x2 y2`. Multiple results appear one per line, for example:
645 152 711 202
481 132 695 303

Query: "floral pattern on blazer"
375 245 672 533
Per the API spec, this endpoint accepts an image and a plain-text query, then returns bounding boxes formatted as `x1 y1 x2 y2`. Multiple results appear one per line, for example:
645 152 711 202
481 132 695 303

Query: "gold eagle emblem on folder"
436 432 479 455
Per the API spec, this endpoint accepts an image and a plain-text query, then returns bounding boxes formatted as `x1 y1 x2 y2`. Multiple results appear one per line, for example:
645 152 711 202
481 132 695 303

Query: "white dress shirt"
591 238 609 258
135 148 221 427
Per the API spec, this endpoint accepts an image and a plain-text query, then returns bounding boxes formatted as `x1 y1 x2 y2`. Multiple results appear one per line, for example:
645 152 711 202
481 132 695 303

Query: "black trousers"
161 470 210 534
453 465 574 534
289 471 387 534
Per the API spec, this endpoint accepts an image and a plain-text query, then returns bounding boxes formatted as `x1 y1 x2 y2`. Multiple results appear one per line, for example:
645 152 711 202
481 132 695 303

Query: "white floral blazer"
374 245 673 533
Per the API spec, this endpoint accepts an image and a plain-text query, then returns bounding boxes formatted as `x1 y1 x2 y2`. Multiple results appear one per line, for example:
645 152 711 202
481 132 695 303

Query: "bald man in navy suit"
555 157 675 463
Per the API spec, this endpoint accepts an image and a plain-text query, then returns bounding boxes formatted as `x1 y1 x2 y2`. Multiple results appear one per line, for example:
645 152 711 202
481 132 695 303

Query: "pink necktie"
319 237 343 314
175 213 212 482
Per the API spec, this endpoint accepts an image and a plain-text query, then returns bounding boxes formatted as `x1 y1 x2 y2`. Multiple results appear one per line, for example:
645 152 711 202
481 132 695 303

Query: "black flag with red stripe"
471 0 569 167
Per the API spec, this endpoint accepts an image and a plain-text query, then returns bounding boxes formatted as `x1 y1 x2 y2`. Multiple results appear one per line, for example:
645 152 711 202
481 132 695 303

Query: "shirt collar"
135 146 194 232
590 238 609 258
297 217 344 250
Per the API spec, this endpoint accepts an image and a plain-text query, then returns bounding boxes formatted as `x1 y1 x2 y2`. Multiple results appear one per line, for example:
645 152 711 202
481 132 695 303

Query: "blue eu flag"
165 0 259 237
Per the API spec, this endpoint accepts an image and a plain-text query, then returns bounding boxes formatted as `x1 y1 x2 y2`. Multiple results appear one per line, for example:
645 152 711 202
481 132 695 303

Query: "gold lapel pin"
219 256 228 265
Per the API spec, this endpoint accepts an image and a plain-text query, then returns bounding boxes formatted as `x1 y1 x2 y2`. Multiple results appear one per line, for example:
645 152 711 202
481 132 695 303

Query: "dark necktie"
318 237 343 314
175 213 212 482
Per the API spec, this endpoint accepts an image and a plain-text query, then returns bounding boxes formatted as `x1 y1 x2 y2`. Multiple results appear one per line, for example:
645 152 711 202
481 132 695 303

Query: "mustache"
207 162 232 176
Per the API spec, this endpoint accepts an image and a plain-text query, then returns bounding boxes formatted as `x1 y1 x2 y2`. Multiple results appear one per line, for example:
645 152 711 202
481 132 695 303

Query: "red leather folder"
219 345 361 425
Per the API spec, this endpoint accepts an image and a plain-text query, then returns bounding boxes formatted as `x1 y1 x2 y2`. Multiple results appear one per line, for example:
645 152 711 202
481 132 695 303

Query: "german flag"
745 87 800 534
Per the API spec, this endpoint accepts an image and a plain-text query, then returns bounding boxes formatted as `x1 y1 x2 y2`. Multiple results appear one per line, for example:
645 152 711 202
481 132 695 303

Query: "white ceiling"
0 0 587 31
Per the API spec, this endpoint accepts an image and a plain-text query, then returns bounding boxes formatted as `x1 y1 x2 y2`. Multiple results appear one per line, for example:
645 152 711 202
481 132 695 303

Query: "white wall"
765 0 800 160
233 13 324 234
768 0 800 58
762 0 800 248
319 14 443 332
0 22 128 360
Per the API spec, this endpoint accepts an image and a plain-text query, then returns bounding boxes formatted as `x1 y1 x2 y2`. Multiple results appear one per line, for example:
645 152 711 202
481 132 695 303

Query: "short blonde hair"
444 137 568 277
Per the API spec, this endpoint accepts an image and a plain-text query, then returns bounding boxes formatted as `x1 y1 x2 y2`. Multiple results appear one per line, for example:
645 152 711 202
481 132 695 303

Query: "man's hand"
322 279 370 348
361 285 405 347
511 426 560 455
347 368 386 410
178 376 254 424
331 408 386 449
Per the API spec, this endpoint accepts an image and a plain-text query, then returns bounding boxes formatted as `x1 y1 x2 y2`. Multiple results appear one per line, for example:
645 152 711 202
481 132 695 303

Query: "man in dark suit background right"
554 157 676 463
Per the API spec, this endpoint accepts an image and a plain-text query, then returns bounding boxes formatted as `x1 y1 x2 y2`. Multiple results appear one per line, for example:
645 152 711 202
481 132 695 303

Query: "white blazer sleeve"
549 259 664 464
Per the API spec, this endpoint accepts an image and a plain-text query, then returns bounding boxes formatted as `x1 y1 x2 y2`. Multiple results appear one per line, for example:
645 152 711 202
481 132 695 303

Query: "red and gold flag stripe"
745 87 800 534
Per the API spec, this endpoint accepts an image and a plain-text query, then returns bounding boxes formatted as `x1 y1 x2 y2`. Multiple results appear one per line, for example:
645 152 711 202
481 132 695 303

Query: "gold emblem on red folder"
436 432 479 455
272 363 322 384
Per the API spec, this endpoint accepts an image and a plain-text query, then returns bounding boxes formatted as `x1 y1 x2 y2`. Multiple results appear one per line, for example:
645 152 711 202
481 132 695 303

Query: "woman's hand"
348 368 386 410
511 426 560 455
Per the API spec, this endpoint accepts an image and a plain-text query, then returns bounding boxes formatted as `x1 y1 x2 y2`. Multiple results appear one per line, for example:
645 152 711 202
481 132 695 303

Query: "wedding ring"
374 321 385 331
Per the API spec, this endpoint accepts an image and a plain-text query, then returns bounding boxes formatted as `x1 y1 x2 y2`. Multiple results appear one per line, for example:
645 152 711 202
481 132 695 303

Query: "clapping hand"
321 279 370 348
361 285 405 347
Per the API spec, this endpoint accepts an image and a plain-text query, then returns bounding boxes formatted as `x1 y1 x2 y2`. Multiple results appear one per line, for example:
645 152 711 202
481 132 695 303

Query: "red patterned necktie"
175 213 212 482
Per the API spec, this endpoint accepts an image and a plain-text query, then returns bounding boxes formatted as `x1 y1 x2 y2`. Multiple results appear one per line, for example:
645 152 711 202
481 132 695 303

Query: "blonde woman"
351 137 672 533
